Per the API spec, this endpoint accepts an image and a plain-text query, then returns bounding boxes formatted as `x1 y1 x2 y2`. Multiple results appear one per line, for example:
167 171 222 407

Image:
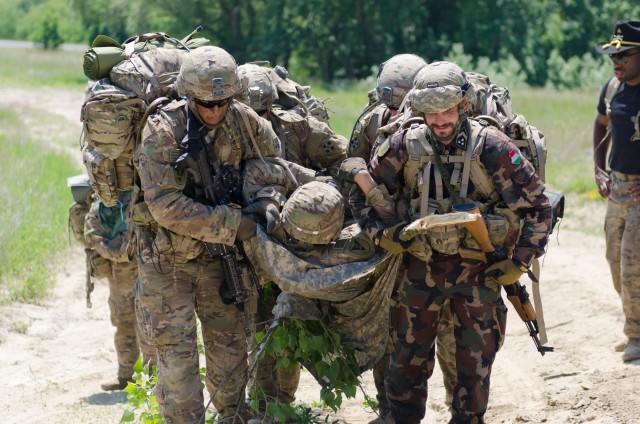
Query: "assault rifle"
455 204 554 356
173 113 254 337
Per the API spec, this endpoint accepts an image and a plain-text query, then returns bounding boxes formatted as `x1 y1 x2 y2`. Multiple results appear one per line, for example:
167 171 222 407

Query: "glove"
236 215 258 241
242 199 280 234
338 157 367 183
485 259 526 286
374 222 412 254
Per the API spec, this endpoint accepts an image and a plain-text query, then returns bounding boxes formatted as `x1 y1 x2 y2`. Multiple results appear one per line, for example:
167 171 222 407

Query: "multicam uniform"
134 95 281 423
83 197 157 385
352 118 551 423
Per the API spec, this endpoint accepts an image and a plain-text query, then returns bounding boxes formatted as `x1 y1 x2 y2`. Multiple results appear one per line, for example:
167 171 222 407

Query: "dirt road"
1 87 638 424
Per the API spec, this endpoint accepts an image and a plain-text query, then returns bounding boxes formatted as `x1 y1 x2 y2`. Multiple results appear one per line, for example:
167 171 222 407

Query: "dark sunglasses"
194 97 232 108
609 50 640 65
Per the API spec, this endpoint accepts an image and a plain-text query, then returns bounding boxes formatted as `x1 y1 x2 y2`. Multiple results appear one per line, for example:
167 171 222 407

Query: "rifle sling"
531 258 548 345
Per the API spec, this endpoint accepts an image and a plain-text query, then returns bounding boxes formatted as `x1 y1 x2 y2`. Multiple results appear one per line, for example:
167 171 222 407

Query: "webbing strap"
234 103 267 166
531 258 548 345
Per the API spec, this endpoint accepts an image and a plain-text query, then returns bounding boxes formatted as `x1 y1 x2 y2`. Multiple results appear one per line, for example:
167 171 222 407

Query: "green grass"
0 108 81 303
0 47 86 88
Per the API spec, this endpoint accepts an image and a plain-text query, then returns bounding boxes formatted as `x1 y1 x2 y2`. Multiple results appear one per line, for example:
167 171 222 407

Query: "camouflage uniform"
352 62 552 424
237 64 347 403
134 46 282 423
84 196 157 386
593 22 640 360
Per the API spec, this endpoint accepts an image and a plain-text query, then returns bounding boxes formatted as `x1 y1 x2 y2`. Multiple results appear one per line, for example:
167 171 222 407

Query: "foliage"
255 318 362 415
4 1 640 87
120 358 164 424
0 108 80 303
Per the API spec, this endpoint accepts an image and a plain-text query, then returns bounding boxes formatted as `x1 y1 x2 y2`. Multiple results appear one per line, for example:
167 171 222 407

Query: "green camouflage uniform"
352 73 552 424
134 95 281 422
84 197 157 381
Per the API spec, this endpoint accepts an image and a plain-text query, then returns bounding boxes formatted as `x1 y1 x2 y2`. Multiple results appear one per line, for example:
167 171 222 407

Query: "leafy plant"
255 318 363 415
120 358 164 424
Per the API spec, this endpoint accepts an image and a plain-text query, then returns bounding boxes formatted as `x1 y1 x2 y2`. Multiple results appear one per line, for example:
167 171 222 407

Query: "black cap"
595 20 640 54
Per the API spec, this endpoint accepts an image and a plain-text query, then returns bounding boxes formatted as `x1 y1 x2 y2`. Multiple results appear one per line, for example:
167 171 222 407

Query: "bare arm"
593 113 611 198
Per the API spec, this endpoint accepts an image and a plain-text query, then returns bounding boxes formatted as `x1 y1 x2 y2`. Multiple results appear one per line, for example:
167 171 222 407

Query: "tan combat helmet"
281 181 345 245
236 63 279 113
174 46 243 101
376 54 428 109
410 61 474 114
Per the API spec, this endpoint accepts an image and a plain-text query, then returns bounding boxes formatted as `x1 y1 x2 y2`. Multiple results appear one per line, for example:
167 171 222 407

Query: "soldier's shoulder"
272 106 307 124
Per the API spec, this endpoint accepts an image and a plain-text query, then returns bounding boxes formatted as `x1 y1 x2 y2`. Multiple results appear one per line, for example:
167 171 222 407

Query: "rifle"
455 203 554 356
174 111 254 337
85 249 94 309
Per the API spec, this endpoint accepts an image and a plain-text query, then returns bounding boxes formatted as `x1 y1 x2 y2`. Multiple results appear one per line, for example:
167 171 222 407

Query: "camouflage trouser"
107 262 157 380
372 300 456 413
605 172 640 339
136 254 248 424
386 255 507 424
254 284 301 404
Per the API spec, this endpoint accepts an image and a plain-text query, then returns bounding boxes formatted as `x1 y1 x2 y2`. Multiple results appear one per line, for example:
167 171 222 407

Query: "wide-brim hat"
595 20 640 54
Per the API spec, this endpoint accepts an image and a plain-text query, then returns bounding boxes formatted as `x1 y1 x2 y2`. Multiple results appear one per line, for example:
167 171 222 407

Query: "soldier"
235 63 347 405
351 61 552 423
236 63 348 179
83 192 157 390
133 46 282 423
348 53 427 160
593 20 640 362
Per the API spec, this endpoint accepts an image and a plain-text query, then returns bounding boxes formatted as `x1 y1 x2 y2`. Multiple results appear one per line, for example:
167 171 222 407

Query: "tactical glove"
486 259 526 286
374 222 413 254
242 199 280 234
236 215 258 241
338 157 367 183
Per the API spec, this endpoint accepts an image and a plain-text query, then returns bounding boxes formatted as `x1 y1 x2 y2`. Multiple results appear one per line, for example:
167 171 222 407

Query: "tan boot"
622 338 640 362
100 377 130 391
614 338 628 352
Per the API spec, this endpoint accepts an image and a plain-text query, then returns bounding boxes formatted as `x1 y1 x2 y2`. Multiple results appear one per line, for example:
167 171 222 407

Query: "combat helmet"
376 54 427 109
236 63 279 113
410 61 475 140
281 181 344 245
174 46 243 101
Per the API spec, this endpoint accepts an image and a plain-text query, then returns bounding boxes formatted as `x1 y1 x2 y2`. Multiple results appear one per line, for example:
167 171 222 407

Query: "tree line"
2 0 639 88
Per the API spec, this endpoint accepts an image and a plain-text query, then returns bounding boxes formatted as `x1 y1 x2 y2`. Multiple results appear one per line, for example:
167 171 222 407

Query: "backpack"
247 62 331 124
80 30 209 207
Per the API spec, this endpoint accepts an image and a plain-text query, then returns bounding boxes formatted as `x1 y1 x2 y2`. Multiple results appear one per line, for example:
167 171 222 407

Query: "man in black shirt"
593 19 640 362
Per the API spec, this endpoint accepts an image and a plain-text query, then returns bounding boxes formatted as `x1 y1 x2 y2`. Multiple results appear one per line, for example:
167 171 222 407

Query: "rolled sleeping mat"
83 46 127 80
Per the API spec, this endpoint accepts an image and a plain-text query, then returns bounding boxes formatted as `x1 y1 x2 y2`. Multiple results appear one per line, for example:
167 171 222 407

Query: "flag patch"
509 149 522 165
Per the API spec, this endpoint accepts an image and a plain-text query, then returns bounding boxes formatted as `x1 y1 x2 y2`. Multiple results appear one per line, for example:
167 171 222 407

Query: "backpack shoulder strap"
604 77 621 118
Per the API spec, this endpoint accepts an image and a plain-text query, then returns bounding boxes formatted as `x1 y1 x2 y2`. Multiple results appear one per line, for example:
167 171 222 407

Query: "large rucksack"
80 30 210 207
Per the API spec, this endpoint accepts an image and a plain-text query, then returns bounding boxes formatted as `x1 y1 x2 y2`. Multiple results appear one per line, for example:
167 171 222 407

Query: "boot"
614 338 627 352
368 408 394 424
622 338 640 362
100 377 130 391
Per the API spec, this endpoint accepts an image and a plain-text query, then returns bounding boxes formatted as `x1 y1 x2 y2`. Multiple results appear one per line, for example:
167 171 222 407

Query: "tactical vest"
349 101 390 160
400 120 517 255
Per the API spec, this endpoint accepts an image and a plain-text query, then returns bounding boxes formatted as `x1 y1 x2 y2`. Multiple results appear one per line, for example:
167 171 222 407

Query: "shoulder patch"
377 138 390 157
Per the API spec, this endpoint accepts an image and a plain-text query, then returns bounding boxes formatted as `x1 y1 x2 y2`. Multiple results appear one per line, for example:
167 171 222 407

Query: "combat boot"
100 377 130 391
622 338 640 362
614 338 627 352
368 408 394 424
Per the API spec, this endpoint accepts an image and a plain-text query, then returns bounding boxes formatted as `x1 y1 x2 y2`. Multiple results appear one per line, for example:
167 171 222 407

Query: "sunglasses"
609 50 640 65
194 97 232 109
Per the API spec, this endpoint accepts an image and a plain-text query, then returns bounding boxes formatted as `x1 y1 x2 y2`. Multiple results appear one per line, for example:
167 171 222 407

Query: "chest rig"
402 119 500 219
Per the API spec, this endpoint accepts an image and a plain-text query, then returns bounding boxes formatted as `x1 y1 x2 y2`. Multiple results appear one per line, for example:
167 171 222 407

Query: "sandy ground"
1 87 639 424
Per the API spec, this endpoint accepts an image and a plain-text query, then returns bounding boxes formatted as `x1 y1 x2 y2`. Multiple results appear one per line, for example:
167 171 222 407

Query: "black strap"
428 136 462 204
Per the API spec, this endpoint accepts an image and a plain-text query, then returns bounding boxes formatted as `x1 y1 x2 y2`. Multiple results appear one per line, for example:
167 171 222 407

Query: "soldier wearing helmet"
348 54 427 160
351 61 552 423
236 63 348 181
134 46 282 423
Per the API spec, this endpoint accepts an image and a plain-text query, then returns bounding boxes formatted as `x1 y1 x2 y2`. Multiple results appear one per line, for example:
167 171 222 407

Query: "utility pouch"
425 224 464 255
88 249 112 279
462 214 509 250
